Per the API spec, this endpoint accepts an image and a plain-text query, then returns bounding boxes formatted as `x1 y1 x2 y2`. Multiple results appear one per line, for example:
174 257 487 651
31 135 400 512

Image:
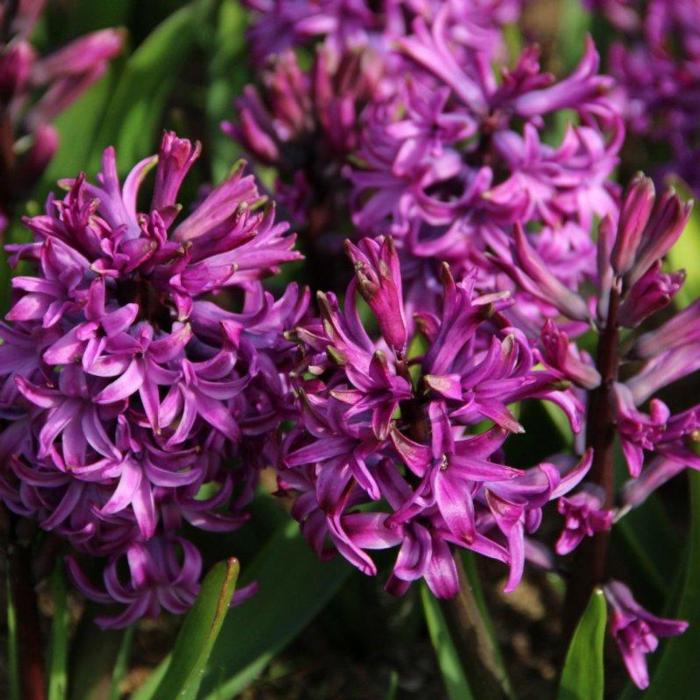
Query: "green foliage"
667 180 700 306
91 0 213 174
6 570 20 700
420 585 474 700
110 627 135 700
48 566 70 700
636 474 700 699
206 0 248 183
134 520 351 700
558 589 607 700
151 558 240 700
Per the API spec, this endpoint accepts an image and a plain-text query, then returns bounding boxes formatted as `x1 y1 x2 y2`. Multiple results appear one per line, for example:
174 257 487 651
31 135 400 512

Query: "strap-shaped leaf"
558 588 607 700
636 473 700 699
421 585 475 700
134 520 350 700
150 558 239 700
89 0 212 174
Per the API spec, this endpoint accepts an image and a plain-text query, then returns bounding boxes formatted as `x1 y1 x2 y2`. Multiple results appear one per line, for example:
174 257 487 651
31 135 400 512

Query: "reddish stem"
8 539 46 700
564 284 621 635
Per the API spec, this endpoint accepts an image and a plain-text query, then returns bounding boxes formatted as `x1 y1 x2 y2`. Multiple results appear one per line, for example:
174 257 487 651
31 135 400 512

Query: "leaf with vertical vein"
150 558 239 700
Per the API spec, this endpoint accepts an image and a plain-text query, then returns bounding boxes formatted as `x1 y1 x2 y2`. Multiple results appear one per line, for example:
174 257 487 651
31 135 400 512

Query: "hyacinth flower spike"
0 131 305 625
281 235 592 602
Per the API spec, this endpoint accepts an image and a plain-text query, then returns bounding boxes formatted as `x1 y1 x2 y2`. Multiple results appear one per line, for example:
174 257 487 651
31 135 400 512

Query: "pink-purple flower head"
242 0 523 65
0 131 304 626
344 10 622 319
505 172 700 509
280 236 591 598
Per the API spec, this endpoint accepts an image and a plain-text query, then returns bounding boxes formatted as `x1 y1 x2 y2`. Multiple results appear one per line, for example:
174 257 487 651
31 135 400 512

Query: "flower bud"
0 41 34 102
610 173 655 275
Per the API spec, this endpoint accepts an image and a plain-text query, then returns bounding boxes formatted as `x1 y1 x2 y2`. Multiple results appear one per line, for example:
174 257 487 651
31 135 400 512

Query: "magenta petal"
101 459 142 516
95 358 145 403
131 477 157 539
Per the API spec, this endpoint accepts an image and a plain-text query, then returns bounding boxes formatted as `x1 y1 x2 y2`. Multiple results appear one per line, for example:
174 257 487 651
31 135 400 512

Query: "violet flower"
555 485 613 555
589 0 700 196
0 131 303 626
604 580 688 689
343 6 622 320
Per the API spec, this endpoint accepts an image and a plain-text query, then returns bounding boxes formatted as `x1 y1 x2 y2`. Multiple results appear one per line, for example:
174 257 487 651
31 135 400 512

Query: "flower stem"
564 284 621 635
8 537 46 700
438 556 513 700
399 366 510 697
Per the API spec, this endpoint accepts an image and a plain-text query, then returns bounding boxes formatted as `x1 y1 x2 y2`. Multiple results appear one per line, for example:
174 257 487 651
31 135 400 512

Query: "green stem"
437 557 513 700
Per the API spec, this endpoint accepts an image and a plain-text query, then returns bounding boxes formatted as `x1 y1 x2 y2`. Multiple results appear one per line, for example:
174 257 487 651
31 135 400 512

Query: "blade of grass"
109 626 135 700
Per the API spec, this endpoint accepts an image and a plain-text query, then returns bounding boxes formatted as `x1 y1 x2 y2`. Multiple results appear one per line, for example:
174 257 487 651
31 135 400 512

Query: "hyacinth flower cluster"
229 1 523 259
495 174 697 688
344 7 624 312
242 0 523 66
0 0 123 232
234 2 626 329
584 0 700 194
0 131 306 627
279 236 593 599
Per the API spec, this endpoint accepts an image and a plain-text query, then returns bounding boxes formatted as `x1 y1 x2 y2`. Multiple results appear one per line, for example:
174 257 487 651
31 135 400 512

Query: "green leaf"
667 179 700 306
6 570 20 700
109 626 135 700
557 588 607 700
635 472 700 699
134 520 351 700
40 67 119 186
90 0 211 174
206 0 248 183
47 566 70 700
420 585 474 700
384 670 399 700
150 558 240 700
556 0 591 72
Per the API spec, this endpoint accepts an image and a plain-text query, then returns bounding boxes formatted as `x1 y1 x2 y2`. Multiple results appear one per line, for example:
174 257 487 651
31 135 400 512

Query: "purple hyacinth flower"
556 485 613 555
281 236 589 598
604 580 688 689
345 236 407 353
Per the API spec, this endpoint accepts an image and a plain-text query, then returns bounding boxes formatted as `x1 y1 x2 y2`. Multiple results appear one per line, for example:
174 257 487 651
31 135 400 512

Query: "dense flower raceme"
229 1 525 249
224 44 386 230
242 0 522 66
503 173 699 492
0 131 305 627
345 10 624 314
232 4 625 353
585 0 700 194
278 236 593 598
0 0 123 231
498 173 698 685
